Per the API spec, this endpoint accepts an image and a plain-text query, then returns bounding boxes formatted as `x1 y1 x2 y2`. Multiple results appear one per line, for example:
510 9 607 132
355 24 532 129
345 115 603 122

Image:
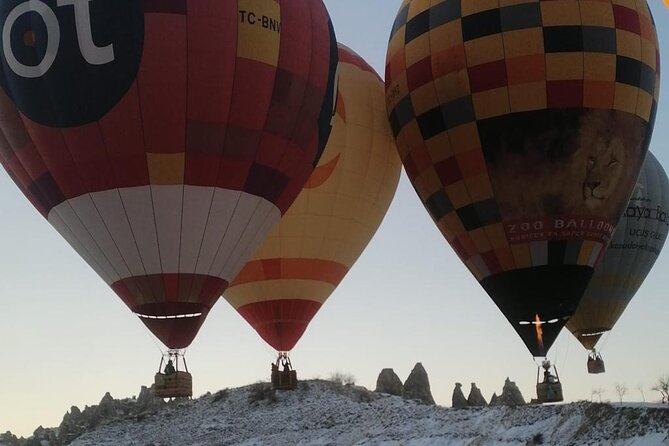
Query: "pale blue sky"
2 0 669 437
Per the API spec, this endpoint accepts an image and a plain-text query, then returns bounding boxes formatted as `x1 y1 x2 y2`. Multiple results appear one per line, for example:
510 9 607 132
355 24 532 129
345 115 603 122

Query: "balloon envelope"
0 0 338 349
567 152 669 350
225 44 402 352
386 0 659 356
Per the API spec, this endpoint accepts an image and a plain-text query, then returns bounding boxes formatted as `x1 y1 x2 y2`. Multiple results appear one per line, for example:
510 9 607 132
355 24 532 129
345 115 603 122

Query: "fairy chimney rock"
499 377 526 406
467 383 488 407
403 362 435 405
452 382 468 408
375 368 404 396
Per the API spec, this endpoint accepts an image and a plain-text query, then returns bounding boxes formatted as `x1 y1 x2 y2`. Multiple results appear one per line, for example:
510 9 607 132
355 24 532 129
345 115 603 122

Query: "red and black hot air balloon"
0 0 338 396
386 0 659 401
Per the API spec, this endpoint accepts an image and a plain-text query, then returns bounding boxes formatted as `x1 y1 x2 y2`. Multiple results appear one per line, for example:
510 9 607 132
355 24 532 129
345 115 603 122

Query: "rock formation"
493 378 526 406
452 383 468 408
403 363 435 405
467 383 487 407
489 392 500 406
375 368 403 396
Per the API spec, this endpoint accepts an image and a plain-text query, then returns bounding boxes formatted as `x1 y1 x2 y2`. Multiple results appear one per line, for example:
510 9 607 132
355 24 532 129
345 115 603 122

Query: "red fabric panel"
407 57 433 91
277 2 313 81
61 124 117 194
137 14 187 154
99 82 149 188
468 60 508 93
613 5 641 36
227 59 276 130
435 157 463 186
547 80 584 108
237 299 322 352
21 120 84 199
299 1 329 92
269 1 330 214
186 0 237 123
481 251 503 275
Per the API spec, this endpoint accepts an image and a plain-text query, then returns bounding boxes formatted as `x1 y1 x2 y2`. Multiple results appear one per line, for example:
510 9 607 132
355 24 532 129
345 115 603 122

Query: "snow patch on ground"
64 381 668 446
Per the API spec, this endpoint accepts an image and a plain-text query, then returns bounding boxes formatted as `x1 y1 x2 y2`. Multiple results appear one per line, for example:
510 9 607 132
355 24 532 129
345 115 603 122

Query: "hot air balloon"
386 1 659 402
225 43 402 389
567 151 669 374
0 0 338 397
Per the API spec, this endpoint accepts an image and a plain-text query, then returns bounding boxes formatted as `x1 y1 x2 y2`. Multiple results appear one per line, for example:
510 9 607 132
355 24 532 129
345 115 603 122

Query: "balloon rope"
135 317 167 356
598 331 611 352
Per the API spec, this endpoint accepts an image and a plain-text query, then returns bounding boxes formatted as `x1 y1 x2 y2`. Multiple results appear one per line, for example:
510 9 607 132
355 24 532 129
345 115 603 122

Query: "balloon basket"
154 371 193 398
536 360 564 404
587 351 606 374
271 353 298 390
154 350 193 399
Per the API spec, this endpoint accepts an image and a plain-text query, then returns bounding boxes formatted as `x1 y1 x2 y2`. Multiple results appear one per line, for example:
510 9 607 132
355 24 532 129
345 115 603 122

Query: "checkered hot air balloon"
0 0 338 350
386 0 659 356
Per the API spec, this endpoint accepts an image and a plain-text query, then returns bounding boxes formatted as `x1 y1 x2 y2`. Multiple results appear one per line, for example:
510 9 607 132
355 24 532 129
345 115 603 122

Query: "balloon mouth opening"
132 302 208 321
136 312 203 320
518 317 563 325
577 329 609 338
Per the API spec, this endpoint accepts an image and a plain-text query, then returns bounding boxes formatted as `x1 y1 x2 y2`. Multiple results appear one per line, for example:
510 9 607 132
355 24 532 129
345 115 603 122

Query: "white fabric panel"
119 186 162 275
209 194 280 280
151 185 184 273
195 188 240 276
48 200 120 283
48 210 114 285
225 203 282 280
47 186 279 282
180 185 215 273
67 194 132 279
90 189 147 277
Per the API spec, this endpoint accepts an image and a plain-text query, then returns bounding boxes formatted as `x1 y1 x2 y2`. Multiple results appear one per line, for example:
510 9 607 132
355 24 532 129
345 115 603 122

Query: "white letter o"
3 0 60 78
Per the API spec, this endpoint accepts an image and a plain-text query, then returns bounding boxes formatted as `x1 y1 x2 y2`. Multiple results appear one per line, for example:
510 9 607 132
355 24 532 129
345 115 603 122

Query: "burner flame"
534 314 544 355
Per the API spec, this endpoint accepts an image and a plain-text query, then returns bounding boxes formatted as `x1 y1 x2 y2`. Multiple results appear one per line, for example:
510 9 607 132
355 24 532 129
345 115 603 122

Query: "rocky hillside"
2 380 668 446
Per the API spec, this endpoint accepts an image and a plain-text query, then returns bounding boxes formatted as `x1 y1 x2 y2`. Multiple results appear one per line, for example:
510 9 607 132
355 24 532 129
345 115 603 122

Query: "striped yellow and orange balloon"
224 44 402 352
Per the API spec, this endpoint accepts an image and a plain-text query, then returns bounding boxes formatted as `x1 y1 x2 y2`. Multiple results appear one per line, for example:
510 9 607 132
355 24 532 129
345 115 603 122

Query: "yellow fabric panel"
579 2 615 27
147 153 185 185
226 280 335 308
616 30 642 61
540 1 582 26
471 87 510 120
226 45 401 307
236 0 280 66
508 81 547 113
583 53 616 81
465 34 505 67
462 0 498 15
546 53 584 81
614 82 640 114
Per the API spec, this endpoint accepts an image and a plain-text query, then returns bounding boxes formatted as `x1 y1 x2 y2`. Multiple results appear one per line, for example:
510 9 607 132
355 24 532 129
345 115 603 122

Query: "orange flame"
665 0 669 9
534 314 544 355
